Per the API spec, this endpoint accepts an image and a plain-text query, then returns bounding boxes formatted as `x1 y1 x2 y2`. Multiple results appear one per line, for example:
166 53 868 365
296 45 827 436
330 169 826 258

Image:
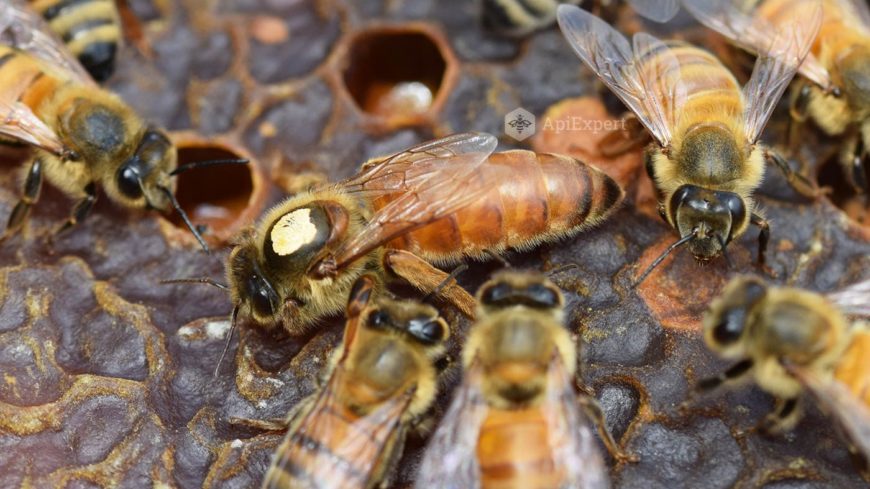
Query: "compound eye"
117 165 143 198
368 310 390 329
525 283 560 308
408 317 445 345
721 194 747 240
480 282 512 306
712 310 745 345
247 273 279 318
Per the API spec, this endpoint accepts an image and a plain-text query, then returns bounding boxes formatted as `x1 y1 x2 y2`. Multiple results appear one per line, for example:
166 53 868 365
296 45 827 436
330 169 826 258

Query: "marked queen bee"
173 132 622 369
557 4 823 283
0 0 237 250
695 276 870 471
416 271 635 489
238 275 449 489
684 0 870 197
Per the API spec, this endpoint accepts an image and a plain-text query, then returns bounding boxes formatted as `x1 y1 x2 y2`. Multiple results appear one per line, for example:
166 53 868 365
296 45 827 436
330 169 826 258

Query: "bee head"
669 185 747 261
476 270 564 318
228 245 282 324
114 127 177 210
364 299 449 350
703 276 767 356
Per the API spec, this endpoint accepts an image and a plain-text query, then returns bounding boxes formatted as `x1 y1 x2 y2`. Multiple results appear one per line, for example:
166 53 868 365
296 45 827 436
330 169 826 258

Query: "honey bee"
684 0 870 196
26 0 150 82
197 132 621 344
0 0 232 250
557 4 822 283
696 275 870 467
416 271 635 489
481 0 678 37
257 274 449 489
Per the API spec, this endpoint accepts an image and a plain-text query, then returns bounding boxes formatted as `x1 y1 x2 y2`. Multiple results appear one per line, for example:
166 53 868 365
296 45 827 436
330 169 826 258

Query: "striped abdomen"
637 40 743 134
835 329 870 407
477 406 565 489
384 150 623 263
263 400 403 489
0 45 68 116
29 0 120 81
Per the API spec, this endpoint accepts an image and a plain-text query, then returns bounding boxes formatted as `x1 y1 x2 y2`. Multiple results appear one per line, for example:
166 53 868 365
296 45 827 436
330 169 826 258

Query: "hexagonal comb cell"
339 26 457 128
166 135 267 245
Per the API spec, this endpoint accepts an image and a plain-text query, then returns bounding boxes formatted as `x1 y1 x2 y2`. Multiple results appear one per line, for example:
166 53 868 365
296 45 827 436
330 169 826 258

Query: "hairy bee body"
28 0 122 81
226 136 622 333
384 150 623 264
833 327 870 407
0 42 173 210
263 286 447 489
417 271 621 489
642 41 765 257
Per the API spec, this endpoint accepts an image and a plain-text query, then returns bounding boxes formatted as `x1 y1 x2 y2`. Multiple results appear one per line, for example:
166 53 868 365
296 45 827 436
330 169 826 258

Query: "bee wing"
627 0 680 23
557 5 686 148
543 354 610 489
326 133 498 271
683 0 828 131
827 278 870 318
0 0 95 85
415 361 489 489
788 365 870 462
0 99 66 156
269 364 414 486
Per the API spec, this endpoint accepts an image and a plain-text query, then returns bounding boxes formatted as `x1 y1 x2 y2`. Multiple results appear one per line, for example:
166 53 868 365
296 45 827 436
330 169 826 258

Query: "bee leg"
53 183 97 236
383 250 476 319
787 84 811 157
577 392 638 463
228 416 289 432
757 397 800 435
750 213 774 276
3 158 43 239
681 359 754 415
764 149 822 199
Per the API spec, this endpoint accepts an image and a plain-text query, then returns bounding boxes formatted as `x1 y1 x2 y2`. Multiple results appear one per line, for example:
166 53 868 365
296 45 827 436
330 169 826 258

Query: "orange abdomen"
384 150 623 263
263 404 393 489
477 406 564 489
834 329 870 407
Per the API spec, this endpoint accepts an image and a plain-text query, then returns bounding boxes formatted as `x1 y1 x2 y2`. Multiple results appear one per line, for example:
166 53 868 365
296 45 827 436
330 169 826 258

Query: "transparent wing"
0 0 94 85
557 4 685 148
544 354 610 489
326 133 498 271
684 0 831 104
267 364 414 487
0 99 66 155
827 278 870 318
789 365 870 463
628 0 680 23
415 362 489 489
741 0 822 143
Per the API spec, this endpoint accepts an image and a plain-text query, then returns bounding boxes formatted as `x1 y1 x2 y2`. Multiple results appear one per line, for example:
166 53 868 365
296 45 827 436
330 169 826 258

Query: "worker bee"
695 276 870 468
175 131 621 363
257 275 448 489
416 271 634 489
557 4 822 283
26 0 150 82
481 0 679 37
684 0 870 197
0 0 235 251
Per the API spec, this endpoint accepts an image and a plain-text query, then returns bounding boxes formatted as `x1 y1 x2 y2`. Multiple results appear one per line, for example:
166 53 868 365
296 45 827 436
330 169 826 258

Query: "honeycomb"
0 0 868 487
